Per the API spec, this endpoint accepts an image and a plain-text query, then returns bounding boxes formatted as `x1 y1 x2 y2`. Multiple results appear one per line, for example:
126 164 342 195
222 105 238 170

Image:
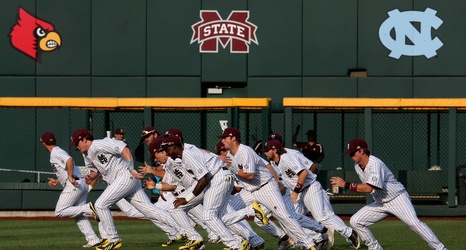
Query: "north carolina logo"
9 7 61 62
379 8 443 59
190 10 258 53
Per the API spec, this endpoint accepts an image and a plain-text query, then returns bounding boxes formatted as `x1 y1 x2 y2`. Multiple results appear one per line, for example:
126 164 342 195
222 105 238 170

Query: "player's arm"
65 158 78 187
330 176 378 193
174 174 209 208
238 169 255 179
122 146 143 179
290 169 308 202
143 178 176 191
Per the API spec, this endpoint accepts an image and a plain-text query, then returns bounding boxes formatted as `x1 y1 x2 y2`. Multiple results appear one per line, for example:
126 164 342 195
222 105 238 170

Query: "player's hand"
48 178 59 188
290 191 298 203
278 182 287 195
330 176 345 188
218 155 232 167
143 178 156 189
131 170 144 180
68 178 78 187
173 198 187 208
84 174 93 184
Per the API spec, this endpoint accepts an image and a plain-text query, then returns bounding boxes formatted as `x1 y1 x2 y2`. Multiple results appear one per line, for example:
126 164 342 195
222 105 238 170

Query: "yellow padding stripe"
284 98 466 108
0 97 270 108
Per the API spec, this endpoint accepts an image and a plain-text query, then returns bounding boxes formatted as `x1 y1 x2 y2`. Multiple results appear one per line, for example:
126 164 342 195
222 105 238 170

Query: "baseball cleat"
251 243 265 250
241 239 251 250
347 229 360 249
251 202 268 226
208 238 221 244
89 202 100 222
96 239 122 250
82 242 101 248
277 237 294 250
178 240 205 250
325 227 334 249
315 231 328 250
162 239 174 247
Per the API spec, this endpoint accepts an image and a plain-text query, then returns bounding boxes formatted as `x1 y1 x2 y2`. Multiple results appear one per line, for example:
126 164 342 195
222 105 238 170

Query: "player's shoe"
89 202 100 222
314 231 328 250
162 239 174 247
99 239 109 248
251 202 268 226
82 242 101 248
324 227 334 250
277 237 295 250
347 230 360 249
178 240 205 250
241 239 251 250
96 239 122 250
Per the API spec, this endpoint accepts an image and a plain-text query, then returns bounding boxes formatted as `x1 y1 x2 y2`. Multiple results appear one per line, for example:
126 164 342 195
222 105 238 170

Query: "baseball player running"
40 132 101 248
219 127 318 250
71 128 174 250
264 140 358 249
331 138 447 250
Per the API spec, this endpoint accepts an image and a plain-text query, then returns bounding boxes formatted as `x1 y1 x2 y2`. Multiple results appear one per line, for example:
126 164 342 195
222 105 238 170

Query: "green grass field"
0 218 464 249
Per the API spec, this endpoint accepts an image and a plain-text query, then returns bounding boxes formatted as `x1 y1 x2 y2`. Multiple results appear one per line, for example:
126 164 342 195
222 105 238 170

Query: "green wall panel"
358 0 413 76
147 77 201 97
37 77 91 97
91 0 146 76
0 1 36 75
247 77 301 108
35 0 91 75
0 191 21 209
92 77 146 97
0 77 36 96
23 190 60 209
248 0 302 76
147 0 200 76
303 0 358 76
413 1 466 76
303 78 357 97
413 78 466 97
358 77 413 97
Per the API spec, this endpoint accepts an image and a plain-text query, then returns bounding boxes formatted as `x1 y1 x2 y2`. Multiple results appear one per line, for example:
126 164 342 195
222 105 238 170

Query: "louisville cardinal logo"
9 7 61 62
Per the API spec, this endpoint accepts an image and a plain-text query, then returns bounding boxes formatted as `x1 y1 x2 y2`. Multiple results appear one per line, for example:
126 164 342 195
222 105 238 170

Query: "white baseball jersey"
83 138 128 184
270 153 315 190
227 144 273 191
350 155 446 250
354 155 405 203
49 146 100 246
50 146 84 186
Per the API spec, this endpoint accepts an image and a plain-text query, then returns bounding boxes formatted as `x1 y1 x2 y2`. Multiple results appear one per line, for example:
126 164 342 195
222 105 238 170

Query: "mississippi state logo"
191 10 258 53
9 7 61 62
379 8 443 59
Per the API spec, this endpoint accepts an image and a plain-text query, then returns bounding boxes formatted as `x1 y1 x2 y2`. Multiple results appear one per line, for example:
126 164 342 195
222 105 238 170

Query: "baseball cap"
148 136 165 156
141 126 157 138
268 132 283 142
160 135 182 151
218 127 241 139
215 140 226 155
165 128 183 140
344 138 368 155
114 128 125 135
40 132 56 144
262 140 282 151
70 128 92 147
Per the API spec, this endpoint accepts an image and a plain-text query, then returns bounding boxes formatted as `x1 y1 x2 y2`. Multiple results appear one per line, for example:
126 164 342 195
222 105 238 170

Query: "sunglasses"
350 150 360 157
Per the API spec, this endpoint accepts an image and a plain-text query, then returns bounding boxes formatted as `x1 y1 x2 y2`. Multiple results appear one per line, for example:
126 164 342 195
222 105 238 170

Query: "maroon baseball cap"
345 138 368 155
40 132 56 144
268 132 283 142
114 128 125 135
164 128 183 140
160 135 182 151
148 136 165 156
262 140 282 151
70 128 92 147
215 140 226 155
218 127 241 139
141 126 157 138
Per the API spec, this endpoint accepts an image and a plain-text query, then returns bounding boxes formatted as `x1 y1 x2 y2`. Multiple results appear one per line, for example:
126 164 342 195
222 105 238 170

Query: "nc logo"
379 8 443 59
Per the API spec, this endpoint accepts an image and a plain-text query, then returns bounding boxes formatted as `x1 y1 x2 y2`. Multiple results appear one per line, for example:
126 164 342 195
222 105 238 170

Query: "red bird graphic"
9 7 61 61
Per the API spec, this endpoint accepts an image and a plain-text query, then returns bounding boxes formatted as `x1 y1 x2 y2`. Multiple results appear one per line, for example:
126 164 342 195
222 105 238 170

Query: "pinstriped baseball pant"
55 179 99 245
350 192 446 250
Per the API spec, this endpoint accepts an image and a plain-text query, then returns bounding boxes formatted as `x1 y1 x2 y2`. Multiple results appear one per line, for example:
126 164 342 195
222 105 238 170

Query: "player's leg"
350 203 386 250
388 193 446 250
